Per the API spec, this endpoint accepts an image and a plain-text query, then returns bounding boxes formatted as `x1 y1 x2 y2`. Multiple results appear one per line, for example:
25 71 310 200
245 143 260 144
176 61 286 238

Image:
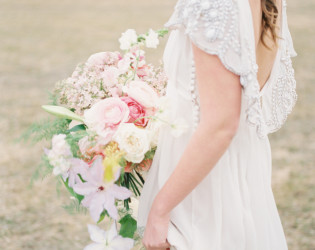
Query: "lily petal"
110 184 132 200
89 193 107 222
73 182 97 196
87 224 107 244
110 236 134 250
106 222 118 242
84 242 106 250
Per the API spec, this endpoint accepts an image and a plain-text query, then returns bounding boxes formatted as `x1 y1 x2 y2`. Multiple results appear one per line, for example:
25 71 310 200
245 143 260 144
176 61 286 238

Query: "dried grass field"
0 0 314 249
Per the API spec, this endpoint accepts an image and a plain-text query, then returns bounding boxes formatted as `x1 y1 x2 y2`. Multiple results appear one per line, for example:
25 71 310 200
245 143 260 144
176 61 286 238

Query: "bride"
137 0 297 249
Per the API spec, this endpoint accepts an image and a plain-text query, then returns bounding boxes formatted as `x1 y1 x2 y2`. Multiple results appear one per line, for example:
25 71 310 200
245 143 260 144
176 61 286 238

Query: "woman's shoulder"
164 0 298 138
164 0 253 75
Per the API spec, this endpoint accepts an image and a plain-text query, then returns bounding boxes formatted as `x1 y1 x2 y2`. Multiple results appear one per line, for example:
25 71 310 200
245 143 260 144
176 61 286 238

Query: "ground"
0 0 314 249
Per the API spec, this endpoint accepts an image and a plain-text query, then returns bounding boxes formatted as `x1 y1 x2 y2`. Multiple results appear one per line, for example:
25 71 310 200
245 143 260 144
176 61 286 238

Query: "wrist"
151 192 171 217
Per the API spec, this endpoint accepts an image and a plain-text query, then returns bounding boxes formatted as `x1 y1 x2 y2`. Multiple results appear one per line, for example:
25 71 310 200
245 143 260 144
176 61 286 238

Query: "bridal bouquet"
25 28 188 249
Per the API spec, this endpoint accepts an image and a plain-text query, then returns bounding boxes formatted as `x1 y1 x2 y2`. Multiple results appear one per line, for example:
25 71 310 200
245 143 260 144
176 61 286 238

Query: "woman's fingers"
142 240 171 249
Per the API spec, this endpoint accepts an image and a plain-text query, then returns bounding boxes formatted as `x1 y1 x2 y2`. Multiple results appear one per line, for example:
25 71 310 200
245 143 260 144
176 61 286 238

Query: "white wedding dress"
137 0 297 249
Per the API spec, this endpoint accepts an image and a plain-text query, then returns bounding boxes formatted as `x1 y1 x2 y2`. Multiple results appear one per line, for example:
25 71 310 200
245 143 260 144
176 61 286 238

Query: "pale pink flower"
67 158 89 188
101 66 119 88
117 57 131 75
86 52 120 70
84 97 130 138
120 96 147 127
126 80 159 109
73 157 132 222
78 135 111 157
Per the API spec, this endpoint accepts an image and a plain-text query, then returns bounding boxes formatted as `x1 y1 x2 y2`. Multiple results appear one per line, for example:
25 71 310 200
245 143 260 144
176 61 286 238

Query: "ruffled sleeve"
164 0 249 75
164 0 270 138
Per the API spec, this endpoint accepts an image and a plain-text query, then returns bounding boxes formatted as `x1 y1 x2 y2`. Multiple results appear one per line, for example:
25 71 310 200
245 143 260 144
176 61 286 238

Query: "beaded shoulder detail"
263 0 298 134
164 0 297 138
165 0 246 75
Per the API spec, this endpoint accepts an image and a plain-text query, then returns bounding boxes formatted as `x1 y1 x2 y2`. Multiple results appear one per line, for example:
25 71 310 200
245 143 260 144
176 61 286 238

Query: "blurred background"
0 0 314 249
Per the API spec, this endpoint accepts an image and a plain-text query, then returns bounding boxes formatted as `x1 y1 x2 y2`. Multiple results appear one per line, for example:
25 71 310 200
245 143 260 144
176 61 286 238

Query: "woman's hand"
141 201 172 250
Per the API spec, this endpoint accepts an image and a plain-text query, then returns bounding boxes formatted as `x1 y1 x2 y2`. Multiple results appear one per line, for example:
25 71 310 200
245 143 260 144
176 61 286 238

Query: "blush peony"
126 80 159 109
84 97 130 138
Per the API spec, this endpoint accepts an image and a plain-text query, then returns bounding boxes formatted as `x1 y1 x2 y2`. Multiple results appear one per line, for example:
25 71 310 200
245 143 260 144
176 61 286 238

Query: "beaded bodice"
164 0 297 138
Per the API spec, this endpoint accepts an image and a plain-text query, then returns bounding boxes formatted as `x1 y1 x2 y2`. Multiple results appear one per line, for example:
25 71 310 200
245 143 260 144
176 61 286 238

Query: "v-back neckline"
247 0 284 95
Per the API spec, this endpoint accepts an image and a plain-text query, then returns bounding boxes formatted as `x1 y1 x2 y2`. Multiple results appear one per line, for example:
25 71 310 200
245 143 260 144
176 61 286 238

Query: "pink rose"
126 80 159 108
84 97 130 138
121 96 148 127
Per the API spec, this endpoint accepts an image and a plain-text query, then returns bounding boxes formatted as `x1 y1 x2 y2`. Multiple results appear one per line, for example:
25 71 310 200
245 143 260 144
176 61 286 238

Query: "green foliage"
62 177 84 204
144 147 156 160
157 28 169 37
65 130 88 157
97 210 110 224
47 92 59 105
62 199 88 215
20 117 71 144
118 214 137 238
122 173 142 200
29 155 53 187
67 124 86 133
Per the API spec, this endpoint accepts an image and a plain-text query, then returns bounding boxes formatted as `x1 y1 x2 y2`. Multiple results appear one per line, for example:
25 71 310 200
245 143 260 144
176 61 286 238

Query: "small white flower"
84 223 134 250
156 96 172 121
146 119 162 148
144 29 159 48
46 134 73 176
119 29 138 50
113 123 150 163
170 117 189 137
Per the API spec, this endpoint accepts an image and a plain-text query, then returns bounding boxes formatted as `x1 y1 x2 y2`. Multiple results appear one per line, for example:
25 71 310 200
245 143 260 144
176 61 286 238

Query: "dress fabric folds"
137 0 297 249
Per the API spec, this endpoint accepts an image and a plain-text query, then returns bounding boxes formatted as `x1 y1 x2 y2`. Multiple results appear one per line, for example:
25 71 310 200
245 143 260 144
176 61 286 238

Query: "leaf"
67 124 86 133
62 178 84 204
135 171 145 185
42 105 84 122
97 210 109 224
119 214 137 238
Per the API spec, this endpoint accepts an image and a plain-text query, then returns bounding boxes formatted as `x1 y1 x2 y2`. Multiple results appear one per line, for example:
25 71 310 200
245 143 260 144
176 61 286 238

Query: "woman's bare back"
249 0 282 91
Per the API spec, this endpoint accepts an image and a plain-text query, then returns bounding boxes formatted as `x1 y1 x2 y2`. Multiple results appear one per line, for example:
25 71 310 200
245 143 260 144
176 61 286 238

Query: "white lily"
84 223 134 250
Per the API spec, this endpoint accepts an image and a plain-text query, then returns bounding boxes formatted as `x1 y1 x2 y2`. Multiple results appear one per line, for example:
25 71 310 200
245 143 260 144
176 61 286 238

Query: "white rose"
119 29 138 50
144 29 159 49
113 123 150 163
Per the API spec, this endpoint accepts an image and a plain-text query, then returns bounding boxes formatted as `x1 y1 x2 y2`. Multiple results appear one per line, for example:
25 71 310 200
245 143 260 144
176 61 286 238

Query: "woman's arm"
142 42 242 249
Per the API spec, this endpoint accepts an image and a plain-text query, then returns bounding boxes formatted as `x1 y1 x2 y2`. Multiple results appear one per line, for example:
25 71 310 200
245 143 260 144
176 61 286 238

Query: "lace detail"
164 0 297 138
165 0 245 75
265 47 297 133
262 0 298 134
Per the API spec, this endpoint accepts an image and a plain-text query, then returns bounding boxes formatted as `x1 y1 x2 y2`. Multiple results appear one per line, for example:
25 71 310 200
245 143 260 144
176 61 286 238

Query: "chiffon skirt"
137 28 288 250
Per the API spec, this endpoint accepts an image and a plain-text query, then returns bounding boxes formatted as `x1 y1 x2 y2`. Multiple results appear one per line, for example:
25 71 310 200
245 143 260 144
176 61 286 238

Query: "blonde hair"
261 0 279 48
